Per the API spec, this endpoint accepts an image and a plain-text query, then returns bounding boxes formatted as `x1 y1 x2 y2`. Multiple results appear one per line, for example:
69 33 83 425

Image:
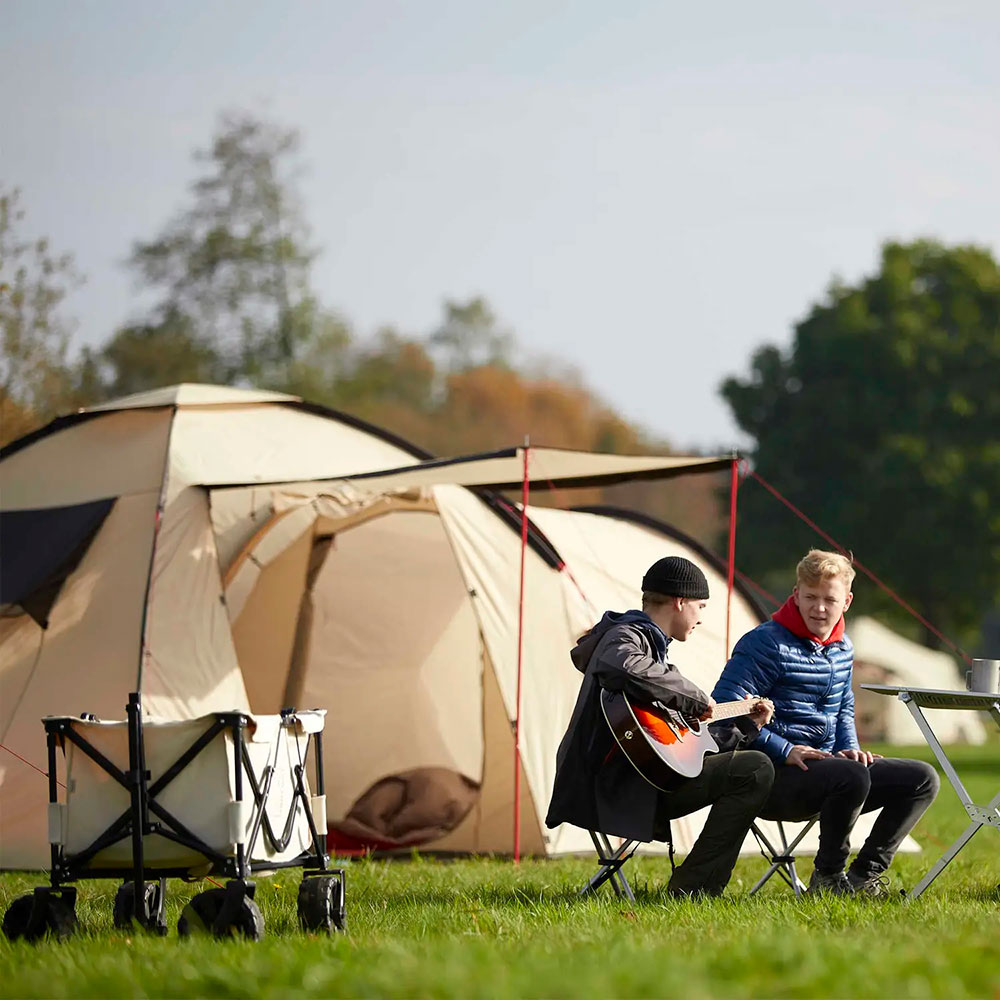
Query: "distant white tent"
851 616 986 745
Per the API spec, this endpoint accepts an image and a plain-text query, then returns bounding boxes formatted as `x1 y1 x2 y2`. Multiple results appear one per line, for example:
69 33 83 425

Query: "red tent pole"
725 456 739 659
514 439 530 863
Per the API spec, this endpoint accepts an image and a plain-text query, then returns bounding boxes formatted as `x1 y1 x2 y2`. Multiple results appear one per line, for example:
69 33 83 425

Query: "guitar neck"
710 699 760 721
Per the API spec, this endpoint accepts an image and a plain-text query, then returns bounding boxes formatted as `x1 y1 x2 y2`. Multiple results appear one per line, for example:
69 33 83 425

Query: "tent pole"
725 456 739 659
514 438 530 864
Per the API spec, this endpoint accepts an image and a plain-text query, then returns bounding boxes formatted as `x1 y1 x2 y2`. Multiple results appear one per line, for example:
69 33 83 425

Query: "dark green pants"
655 750 774 896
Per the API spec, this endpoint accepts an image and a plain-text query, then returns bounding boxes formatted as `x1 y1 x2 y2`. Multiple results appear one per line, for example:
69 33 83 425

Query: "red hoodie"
771 595 845 645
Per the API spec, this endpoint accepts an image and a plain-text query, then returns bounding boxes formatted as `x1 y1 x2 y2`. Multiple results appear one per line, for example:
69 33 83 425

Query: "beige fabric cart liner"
53 711 323 870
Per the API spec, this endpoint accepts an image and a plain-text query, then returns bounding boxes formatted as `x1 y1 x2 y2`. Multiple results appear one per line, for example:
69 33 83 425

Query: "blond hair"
796 549 855 588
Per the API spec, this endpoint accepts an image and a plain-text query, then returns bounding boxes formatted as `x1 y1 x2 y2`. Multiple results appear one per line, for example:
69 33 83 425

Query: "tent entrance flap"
226 502 487 850
0 498 116 628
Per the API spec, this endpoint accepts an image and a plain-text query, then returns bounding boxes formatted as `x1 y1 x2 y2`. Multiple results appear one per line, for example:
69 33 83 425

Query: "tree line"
2 111 998 653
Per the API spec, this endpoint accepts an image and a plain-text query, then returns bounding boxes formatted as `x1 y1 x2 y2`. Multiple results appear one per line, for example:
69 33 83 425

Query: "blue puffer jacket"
711 620 860 763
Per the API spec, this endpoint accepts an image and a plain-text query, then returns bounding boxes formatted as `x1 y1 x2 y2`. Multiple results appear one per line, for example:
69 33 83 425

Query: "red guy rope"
748 469 971 663
725 458 739 658
513 441 530 864
1 743 66 789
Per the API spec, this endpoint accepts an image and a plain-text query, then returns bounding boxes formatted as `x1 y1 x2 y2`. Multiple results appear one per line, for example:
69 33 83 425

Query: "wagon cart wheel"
1 895 35 941
113 879 168 935
298 873 346 933
2 890 78 942
178 886 264 941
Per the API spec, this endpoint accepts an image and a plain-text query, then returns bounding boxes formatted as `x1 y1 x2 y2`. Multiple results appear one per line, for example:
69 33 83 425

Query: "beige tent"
0 384 916 868
851 616 986 745
1 384 748 867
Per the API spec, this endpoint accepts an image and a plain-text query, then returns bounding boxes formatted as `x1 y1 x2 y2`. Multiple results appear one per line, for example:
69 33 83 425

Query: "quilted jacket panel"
712 619 859 762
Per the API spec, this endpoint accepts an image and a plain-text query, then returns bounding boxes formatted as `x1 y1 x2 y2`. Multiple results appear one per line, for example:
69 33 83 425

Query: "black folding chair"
579 831 641 902
749 817 818 896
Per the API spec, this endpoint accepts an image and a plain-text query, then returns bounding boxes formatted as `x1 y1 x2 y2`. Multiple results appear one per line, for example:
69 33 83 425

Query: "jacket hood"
570 610 670 673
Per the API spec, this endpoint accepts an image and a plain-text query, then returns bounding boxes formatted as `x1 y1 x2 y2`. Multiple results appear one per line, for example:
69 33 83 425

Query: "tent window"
0 497 116 628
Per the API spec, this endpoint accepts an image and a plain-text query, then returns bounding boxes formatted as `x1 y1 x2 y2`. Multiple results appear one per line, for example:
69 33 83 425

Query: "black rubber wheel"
2 892 77 942
113 881 167 935
2 894 35 941
332 884 346 932
45 898 78 940
178 888 264 940
298 876 345 933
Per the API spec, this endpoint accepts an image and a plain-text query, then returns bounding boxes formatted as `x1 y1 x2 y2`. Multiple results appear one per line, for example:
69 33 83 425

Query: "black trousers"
654 750 774 895
760 756 940 876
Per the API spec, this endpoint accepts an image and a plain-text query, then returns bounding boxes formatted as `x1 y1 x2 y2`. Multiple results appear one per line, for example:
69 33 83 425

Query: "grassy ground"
1 744 997 999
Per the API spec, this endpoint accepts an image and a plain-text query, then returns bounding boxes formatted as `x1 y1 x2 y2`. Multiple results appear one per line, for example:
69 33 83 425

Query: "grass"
1 744 997 999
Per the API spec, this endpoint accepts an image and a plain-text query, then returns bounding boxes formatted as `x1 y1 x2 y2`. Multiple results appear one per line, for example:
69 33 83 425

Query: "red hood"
772 595 845 645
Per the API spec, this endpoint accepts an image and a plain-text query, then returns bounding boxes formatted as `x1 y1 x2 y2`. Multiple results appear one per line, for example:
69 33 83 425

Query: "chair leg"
750 819 816 896
582 831 638 903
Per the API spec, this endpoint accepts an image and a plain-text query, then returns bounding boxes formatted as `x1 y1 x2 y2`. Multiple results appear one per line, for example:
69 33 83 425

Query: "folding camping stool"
579 831 641 902
748 817 818 896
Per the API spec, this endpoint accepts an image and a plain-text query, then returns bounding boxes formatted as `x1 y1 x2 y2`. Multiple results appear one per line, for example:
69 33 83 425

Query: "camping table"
861 684 1000 900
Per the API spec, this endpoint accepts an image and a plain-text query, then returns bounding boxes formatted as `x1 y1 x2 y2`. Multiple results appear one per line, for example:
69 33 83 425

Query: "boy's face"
667 597 708 642
793 575 853 641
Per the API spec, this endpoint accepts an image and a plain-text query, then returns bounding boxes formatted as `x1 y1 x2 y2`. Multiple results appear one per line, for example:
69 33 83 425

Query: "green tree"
722 239 1000 649
430 296 513 371
112 111 327 392
100 308 221 397
0 187 82 445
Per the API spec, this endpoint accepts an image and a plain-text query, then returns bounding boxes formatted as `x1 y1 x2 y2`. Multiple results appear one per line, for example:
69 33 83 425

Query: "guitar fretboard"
707 699 762 721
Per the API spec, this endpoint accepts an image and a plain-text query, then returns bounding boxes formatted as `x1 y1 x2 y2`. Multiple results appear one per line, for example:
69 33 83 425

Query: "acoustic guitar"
600 688 771 791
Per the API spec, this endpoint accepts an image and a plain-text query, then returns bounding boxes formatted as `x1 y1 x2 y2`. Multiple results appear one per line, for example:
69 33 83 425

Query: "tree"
721 239 1000 649
100 308 222 398
0 187 82 445
113 111 323 391
430 297 513 372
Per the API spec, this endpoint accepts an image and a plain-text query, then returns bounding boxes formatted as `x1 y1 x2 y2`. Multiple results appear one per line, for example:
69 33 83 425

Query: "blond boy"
713 550 939 895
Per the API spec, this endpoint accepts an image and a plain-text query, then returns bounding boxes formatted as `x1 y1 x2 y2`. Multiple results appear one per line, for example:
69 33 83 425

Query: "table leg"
899 694 1000 900
901 697 974 811
908 816 984 900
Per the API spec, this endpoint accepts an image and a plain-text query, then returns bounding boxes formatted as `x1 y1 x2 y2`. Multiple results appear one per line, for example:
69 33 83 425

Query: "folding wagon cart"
2 694 345 941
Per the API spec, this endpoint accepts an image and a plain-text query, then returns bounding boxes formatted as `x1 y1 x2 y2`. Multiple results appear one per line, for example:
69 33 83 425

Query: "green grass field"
2 744 997 999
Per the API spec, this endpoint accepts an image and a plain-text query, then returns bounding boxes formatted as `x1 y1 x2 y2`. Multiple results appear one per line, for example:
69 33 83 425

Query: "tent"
0 384 916 867
0 384 745 866
851 616 986 745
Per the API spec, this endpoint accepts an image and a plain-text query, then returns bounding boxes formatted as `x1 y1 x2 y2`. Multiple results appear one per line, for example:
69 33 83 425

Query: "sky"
3 0 999 451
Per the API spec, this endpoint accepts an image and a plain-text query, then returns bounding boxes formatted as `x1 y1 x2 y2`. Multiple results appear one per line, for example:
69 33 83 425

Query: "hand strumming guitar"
697 697 717 722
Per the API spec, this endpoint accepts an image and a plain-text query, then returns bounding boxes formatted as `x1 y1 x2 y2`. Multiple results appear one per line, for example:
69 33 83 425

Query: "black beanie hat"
641 556 710 600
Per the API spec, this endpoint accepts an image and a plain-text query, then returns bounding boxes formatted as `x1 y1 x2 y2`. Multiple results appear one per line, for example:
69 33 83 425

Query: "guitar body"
600 689 720 791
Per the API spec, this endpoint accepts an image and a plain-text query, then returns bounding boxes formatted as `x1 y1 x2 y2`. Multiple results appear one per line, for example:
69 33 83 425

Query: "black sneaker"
807 869 852 895
847 869 892 898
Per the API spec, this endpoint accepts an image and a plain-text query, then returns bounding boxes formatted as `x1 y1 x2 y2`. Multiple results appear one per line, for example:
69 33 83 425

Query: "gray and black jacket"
545 610 757 842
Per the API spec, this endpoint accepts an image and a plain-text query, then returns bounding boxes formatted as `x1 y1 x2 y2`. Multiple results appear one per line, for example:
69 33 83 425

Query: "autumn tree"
102 111 331 394
722 239 1000 648
0 187 83 445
